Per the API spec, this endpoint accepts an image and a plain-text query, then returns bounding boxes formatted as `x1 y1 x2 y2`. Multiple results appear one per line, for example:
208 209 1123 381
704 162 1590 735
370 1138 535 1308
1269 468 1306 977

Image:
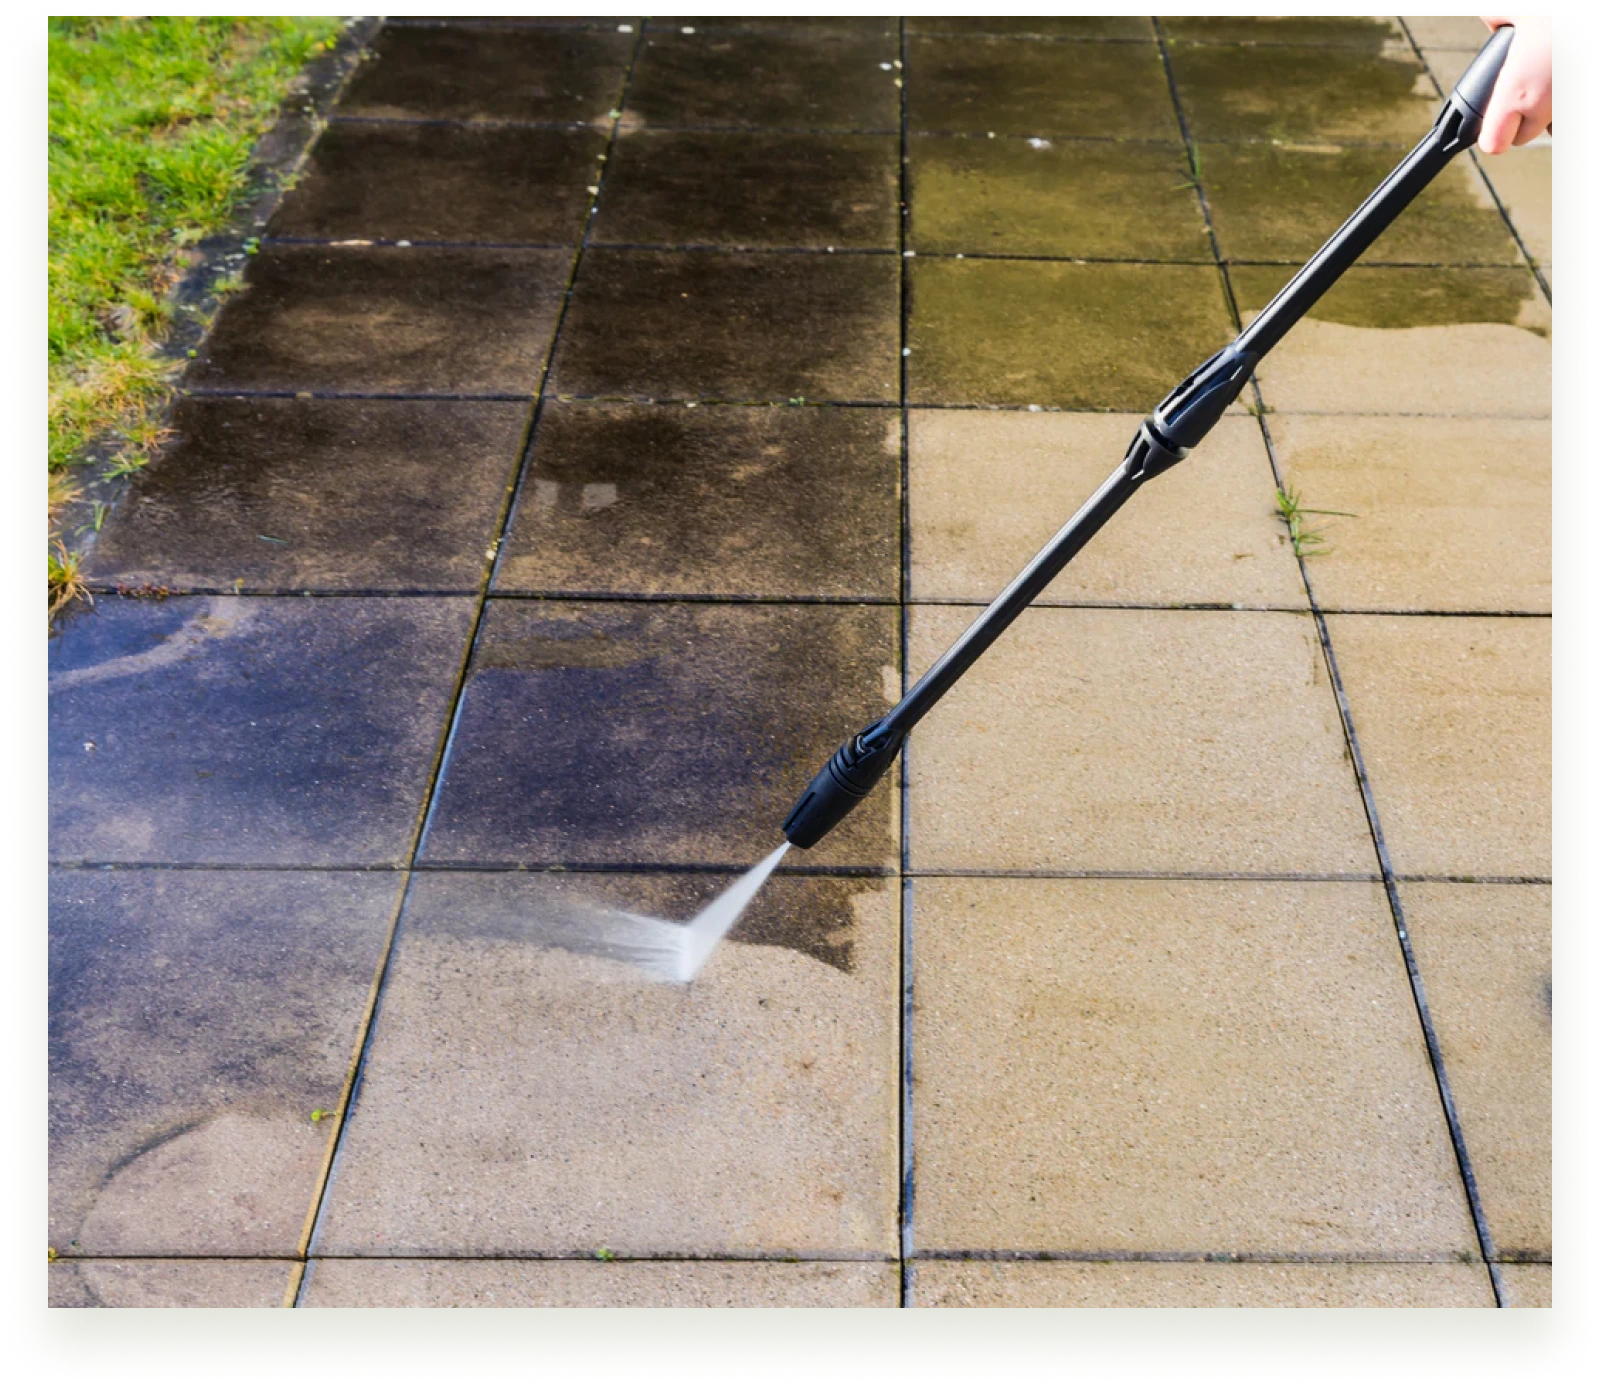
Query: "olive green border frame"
9 10 1587 1375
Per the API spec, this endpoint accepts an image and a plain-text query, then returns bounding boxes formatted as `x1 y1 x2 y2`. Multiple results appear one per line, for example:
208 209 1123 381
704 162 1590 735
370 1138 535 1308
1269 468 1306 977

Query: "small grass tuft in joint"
1275 483 1358 558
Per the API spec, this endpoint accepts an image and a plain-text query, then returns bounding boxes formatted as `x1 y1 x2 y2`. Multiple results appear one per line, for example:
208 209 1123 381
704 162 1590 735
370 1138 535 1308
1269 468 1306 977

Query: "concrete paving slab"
338 23 632 124
645 18 895 39
1325 615 1550 877
1202 144 1520 265
1402 884 1551 1257
911 1258 1492 1306
908 18 1154 40
49 1259 295 1308
551 249 899 402
907 259 1235 409
302 1257 898 1306
267 122 607 244
1269 413 1551 613
1477 145 1552 270
596 130 898 249
907 607 1371 874
85 398 531 592
1164 17 1407 47
1233 265 1551 417
48 869 397 1254
1405 17 1492 50
313 871 898 1257
907 135 1208 260
495 401 899 600
1495 1261 1552 1307
625 29 899 132
912 877 1477 1255
907 35 1179 139
420 599 898 870
188 246 571 396
1168 40 1438 145
51 596 474 866
908 411 1304 608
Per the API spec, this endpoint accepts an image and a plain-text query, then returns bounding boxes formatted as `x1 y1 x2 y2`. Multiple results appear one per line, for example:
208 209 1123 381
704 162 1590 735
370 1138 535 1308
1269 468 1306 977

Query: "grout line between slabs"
285 25 652 1308
1154 15 1508 1309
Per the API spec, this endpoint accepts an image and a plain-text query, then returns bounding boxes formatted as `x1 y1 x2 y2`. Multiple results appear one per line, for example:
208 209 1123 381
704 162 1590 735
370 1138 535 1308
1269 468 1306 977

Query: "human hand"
1476 17 1552 153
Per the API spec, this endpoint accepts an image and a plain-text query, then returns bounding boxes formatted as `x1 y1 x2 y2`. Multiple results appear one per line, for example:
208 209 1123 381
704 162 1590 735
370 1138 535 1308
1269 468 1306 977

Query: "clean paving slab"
85 397 532 593
1495 1262 1552 1308
48 1259 296 1308
187 246 571 396
495 400 899 600
1232 265 1551 417
48 869 398 1254
910 877 1478 1255
908 411 1304 609
907 607 1372 874
302 1258 898 1306
313 871 898 1257
1324 614 1550 878
420 598 899 871
910 1259 1493 1307
1269 413 1551 613
1402 883 1551 1258
50 596 475 866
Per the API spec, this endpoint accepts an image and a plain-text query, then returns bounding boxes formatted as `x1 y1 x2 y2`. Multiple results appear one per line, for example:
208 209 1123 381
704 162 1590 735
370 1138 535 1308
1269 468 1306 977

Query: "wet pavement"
50 16 1550 1308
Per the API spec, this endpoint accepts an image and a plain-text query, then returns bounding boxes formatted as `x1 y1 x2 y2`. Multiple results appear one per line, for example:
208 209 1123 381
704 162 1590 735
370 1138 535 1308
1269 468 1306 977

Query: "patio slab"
1496 1262 1552 1308
337 22 632 124
906 607 1371 874
1269 414 1551 613
1202 144 1519 265
419 599 899 870
48 869 397 1254
550 249 899 402
48 1259 295 1308
1164 17 1408 47
188 246 571 396
1166 40 1438 145
495 400 899 600
267 121 607 244
908 411 1303 608
302 1258 897 1306
907 18 1154 40
1232 265 1551 417
907 259 1235 409
910 877 1477 1254
84 398 530 593
595 130 898 249
907 136 1208 260
1477 145 1552 272
910 1259 1492 1307
1403 17 1492 50
313 871 898 1257
906 35 1179 139
1324 615 1550 878
50 596 474 866
625 29 899 132
1401 884 1551 1257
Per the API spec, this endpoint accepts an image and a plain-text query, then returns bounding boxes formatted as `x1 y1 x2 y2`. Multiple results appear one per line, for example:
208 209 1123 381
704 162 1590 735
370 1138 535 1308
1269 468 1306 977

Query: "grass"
1274 483 1358 557
48 16 343 613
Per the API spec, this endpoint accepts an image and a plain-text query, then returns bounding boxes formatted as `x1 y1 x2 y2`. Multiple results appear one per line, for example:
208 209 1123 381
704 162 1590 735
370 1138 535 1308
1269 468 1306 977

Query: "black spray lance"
783 25 1518 851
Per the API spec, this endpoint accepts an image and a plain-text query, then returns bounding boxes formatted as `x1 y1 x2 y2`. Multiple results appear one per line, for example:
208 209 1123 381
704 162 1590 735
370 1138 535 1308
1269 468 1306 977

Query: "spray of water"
513 842 792 984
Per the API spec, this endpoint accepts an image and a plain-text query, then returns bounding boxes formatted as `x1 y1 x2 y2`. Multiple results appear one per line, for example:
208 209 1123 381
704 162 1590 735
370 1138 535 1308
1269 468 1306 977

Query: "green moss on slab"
1162 16 1403 48
909 136 1210 259
908 260 1236 409
1203 144 1520 265
1231 265 1549 334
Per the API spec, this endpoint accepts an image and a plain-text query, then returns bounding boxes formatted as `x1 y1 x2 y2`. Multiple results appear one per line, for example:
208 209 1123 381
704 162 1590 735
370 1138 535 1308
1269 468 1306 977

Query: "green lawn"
48 16 342 612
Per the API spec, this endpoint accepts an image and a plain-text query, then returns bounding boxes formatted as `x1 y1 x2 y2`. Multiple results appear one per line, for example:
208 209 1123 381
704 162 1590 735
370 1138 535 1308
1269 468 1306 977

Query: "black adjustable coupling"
781 718 906 849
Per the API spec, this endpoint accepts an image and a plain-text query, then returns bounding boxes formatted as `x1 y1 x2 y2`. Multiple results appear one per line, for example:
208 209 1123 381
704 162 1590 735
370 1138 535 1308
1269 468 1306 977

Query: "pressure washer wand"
782 24 1517 850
